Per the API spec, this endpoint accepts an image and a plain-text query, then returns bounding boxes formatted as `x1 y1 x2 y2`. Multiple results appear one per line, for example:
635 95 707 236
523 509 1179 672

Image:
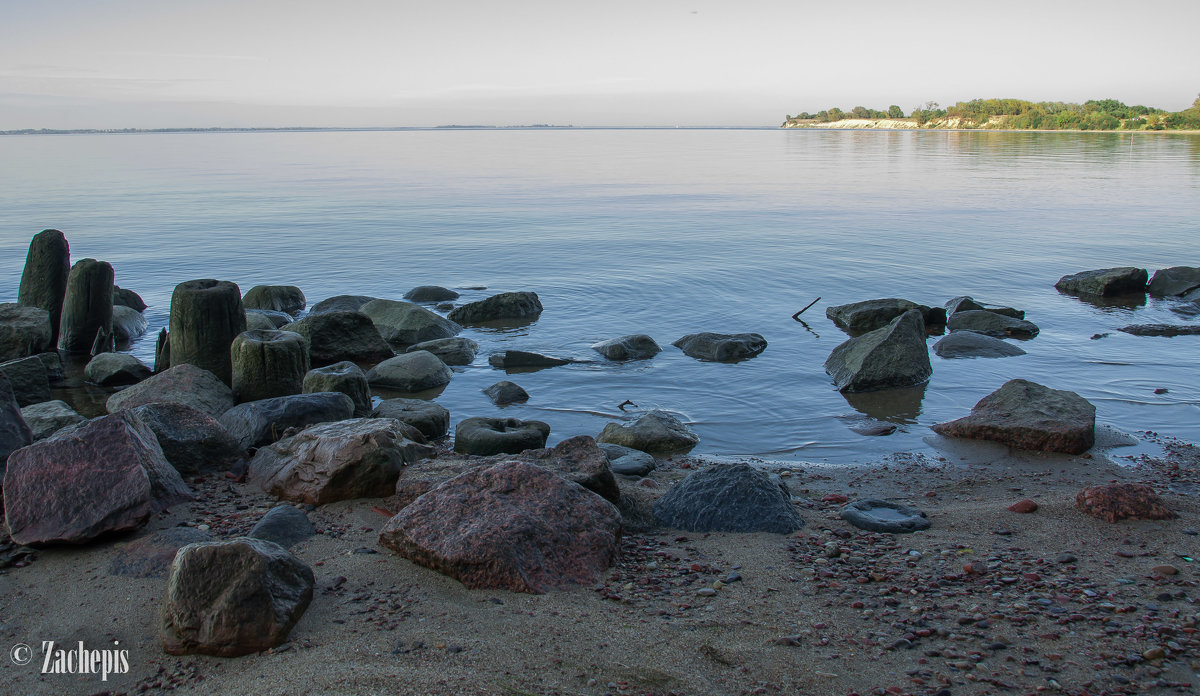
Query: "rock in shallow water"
371 398 450 440
932 330 1026 359
281 311 393 366
447 291 543 325
592 334 662 361
597 411 698 455
946 310 1039 338
1055 267 1148 297
454 416 549 456
932 379 1095 454
672 332 766 362
824 309 932 393
826 298 944 334
366 350 453 392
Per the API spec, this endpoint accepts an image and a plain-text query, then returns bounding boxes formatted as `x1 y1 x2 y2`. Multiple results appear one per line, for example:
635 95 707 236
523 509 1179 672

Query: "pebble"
1150 564 1178 576
1142 647 1166 661
1007 499 1038 513
1055 553 1077 564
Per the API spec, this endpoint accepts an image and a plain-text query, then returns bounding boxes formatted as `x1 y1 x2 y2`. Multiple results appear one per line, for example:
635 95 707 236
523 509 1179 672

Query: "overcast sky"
2 0 1197 129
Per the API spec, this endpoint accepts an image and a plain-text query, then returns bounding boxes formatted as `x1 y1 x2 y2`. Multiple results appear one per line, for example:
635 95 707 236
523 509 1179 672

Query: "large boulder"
280 311 393 366
405 337 477 366
931 379 1096 454
161 537 314 657
242 285 305 315
945 310 1039 338
0 355 52 405
1055 267 1148 297
652 463 804 533
359 299 461 345
454 417 550 456
57 258 114 353
169 279 246 384
824 309 932 392
20 400 84 441
106 364 235 419
1147 267 1200 297
249 418 434 504
448 291 543 325
0 303 54 362
84 352 151 387
0 374 33 467
3 411 193 545
218 392 355 452
378 460 621 593
932 331 1026 359
826 299 945 334
403 286 460 303
592 334 662 361
672 332 766 362
17 229 70 346
112 305 149 344
371 398 450 440
597 411 698 454
230 329 310 403
131 402 243 474
303 361 372 417
366 351 452 393
1075 484 1176 523
309 295 377 314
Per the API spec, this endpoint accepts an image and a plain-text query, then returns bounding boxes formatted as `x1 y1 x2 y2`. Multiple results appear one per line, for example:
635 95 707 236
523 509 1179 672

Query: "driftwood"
792 297 820 321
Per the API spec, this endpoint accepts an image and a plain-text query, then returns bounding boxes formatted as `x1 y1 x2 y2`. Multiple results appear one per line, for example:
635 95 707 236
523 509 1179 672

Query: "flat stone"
826 298 945 334
487 350 570 369
672 332 767 362
946 310 1039 338
932 379 1096 454
1008 499 1039 513
591 334 662 361
944 296 1024 319
1055 267 1148 297
1118 324 1200 337
841 499 930 533
932 330 1026 359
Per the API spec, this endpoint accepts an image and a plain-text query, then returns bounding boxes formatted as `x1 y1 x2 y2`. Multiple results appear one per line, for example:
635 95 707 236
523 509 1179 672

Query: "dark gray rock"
0 304 53 363
946 310 1039 338
672 332 767 362
281 311 393 367
131 402 243 474
303 361 372 417
1119 324 1200 337
597 411 699 454
242 285 305 315
309 295 377 314
371 398 450 440
359 299 461 345
932 378 1096 454
112 305 148 343
841 499 930 533
37 352 65 383
652 463 804 533
0 373 33 467
944 296 1024 319
245 308 293 328
826 298 945 334
106 364 235 419
20 400 84 441
0 355 52 405
448 291 543 325
825 309 932 393
169 279 246 385
18 229 70 346
598 443 656 476
592 334 662 361
483 380 529 405
1148 267 1200 297
405 337 477 366
488 350 570 370
57 258 114 354
932 331 1027 359
84 352 151 387
230 329 310 403
248 504 316 548
108 526 213 578
453 416 550 456
403 286 460 303
244 312 278 331
1055 267 1148 297
366 350 452 392
112 286 147 312
217 391 355 451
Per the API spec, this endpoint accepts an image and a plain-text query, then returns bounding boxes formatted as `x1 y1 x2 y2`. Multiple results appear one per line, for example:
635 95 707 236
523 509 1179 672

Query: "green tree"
888 105 904 118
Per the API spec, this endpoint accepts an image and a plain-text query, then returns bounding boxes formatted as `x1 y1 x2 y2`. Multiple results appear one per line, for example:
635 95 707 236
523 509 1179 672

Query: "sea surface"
2 128 1198 463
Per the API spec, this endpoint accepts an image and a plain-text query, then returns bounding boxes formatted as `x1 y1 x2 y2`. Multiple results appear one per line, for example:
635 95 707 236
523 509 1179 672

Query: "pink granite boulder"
1076 483 1176 523
931 379 1095 454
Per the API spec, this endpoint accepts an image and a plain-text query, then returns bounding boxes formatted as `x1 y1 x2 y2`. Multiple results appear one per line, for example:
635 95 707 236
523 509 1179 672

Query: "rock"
250 418 433 504
57 258 114 353
309 294 377 314
378 460 621 593
17 229 71 346
2 411 192 545
1147 266 1200 297
84 352 151 387
454 416 550 456
111 305 148 344
0 374 33 467
130 402 243 474
405 337 477 366
826 299 946 334
112 286 147 312
366 351 452 393
230 330 310 403
403 285 460 303
944 295 1025 319
1008 499 1039 513
483 380 529 405
108 527 213 578
106 364 235 419
359 299 461 345
1151 564 1179 577
946 310 1039 338
245 308 293 328
599 443 657 476
169 279 246 384
242 285 305 315
1055 267 1148 297
0 304 54 362
217 392 355 452
932 330 1027 359
371 398 450 440
1118 324 1200 337
1075 483 1176 523
592 334 662 361
448 291 543 325
161 537 314 657
931 379 1096 454
248 505 316 548
516 435 620 504
303 361 372 417
598 411 698 454
20 400 84 441
244 311 277 331
653 463 804 533
824 309 932 392
487 350 570 369
847 420 897 436
280 311 393 366
672 332 767 362
840 499 930 533
0 355 52 405
153 328 170 373
37 352 65 382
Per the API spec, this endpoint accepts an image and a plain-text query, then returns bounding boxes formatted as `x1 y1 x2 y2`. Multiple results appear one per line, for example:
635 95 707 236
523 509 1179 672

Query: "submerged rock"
932 330 1026 359
824 309 932 392
483 380 529 405
1147 266 1200 297
360 299 461 345
597 411 698 454
1055 267 1148 297
448 291 543 325
1118 324 1200 337
672 332 766 362
592 334 662 361
932 379 1095 454
403 285 460 303
946 310 1039 338
488 350 571 369
944 296 1024 319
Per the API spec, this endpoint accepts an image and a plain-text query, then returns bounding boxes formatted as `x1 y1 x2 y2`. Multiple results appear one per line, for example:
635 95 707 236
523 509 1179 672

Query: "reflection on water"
841 383 929 423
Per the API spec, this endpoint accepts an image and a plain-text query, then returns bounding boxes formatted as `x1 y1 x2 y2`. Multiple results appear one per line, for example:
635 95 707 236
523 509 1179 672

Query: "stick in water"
792 297 820 321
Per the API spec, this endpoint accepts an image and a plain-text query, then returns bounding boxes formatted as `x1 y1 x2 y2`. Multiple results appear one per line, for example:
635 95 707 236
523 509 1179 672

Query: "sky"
1 0 1198 129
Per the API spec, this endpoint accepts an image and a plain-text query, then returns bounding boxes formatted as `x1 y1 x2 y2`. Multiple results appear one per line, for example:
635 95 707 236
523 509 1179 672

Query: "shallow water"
1 128 1198 463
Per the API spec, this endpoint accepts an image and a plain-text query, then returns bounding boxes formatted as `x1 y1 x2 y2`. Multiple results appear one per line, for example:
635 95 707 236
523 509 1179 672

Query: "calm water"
2 128 1198 463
